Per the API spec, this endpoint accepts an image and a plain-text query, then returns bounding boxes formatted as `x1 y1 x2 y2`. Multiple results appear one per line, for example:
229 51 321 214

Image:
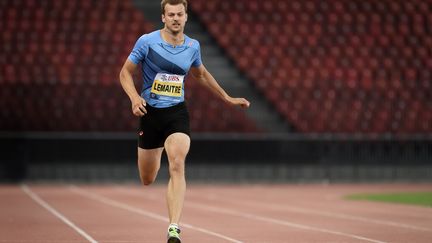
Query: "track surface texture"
1 184 431 243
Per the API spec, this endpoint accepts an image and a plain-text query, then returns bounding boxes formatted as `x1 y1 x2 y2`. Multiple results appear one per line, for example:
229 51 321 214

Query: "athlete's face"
162 4 187 34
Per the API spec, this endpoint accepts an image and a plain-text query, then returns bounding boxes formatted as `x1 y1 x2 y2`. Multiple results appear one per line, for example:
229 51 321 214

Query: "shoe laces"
169 226 181 235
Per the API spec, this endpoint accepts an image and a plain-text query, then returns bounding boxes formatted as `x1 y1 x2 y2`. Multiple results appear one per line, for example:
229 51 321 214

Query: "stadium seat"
189 0 432 134
1 0 258 133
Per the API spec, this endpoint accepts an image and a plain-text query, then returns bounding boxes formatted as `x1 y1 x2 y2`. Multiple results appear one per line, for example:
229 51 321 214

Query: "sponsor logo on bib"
151 73 184 98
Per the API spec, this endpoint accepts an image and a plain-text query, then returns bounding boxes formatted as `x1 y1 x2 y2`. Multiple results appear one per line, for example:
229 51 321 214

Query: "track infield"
346 191 432 207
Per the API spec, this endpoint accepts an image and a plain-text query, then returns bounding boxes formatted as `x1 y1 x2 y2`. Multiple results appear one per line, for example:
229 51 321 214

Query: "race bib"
151 73 184 98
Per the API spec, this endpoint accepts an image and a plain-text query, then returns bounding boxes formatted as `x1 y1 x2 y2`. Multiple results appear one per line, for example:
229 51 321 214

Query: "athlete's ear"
185 13 188 22
161 13 166 23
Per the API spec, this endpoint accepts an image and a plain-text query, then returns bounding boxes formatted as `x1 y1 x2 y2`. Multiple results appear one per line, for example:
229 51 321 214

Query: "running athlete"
119 0 250 242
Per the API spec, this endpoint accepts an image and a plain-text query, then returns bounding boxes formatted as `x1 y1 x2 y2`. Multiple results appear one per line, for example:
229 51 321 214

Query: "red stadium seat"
0 0 258 132
189 0 432 134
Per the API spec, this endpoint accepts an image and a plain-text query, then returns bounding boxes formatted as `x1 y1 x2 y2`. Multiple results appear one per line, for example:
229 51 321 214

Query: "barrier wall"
1 133 431 183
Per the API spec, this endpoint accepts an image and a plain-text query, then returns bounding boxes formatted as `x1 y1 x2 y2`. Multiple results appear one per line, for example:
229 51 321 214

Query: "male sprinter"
119 0 250 242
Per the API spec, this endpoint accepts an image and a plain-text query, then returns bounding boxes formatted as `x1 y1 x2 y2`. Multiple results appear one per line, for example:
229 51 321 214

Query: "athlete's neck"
161 28 184 47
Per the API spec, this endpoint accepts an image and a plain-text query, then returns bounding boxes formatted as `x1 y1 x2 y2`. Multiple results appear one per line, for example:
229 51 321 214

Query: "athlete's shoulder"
184 35 201 50
135 30 161 45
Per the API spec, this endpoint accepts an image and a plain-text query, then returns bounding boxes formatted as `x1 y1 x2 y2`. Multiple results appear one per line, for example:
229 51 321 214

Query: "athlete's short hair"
161 0 188 15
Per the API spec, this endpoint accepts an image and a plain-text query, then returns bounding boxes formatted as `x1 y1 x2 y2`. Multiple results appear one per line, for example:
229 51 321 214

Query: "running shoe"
167 225 181 243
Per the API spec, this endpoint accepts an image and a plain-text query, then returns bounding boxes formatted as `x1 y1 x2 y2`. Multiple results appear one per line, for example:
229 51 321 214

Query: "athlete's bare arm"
119 59 147 116
190 64 250 108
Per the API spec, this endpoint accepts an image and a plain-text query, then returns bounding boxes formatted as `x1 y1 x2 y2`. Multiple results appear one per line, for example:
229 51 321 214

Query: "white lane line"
0 241 95 243
69 186 243 243
21 185 98 243
186 201 387 243
115 187 386 243
0 241 140 243
197 192 432 232
200 194 432 233
266 202 432 232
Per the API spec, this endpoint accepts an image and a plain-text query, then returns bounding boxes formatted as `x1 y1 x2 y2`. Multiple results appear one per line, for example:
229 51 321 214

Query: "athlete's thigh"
164 133 191 161
137 147 164 174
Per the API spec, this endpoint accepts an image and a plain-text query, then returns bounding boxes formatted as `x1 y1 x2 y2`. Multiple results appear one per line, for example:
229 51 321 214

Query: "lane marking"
256 202 432 232
69 186 243 243
0 241 140 243
21 185 98 243
185 201 387 243
195 191 432 232
115 187 386 243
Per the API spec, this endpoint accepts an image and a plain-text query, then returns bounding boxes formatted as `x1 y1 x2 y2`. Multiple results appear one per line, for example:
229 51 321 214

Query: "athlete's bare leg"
137 147 164 185
164 132 190 224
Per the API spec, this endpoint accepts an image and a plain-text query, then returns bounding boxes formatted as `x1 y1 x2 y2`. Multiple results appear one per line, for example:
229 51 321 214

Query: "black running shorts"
138 102 190 149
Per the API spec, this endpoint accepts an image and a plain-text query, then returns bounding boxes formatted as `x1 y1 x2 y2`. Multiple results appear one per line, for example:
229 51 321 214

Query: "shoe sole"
167 237 181 243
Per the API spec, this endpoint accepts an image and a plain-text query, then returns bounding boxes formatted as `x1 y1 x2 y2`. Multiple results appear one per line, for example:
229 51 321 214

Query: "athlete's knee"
168 156 185 175
140 174 157 186
137 159 159 186
141 178 155 186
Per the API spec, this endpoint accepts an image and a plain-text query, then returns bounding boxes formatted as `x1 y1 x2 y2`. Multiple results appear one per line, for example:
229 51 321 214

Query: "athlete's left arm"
189 64 250 108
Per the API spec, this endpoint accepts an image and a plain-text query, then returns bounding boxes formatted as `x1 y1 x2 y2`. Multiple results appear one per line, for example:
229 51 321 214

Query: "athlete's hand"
131 96 147 116
227 97 250 108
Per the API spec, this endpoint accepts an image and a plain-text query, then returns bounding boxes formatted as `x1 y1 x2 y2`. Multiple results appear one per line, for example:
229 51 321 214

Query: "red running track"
0 183 431 243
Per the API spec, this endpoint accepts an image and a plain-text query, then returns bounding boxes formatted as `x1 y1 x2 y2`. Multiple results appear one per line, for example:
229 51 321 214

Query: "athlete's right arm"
119 59 147 116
